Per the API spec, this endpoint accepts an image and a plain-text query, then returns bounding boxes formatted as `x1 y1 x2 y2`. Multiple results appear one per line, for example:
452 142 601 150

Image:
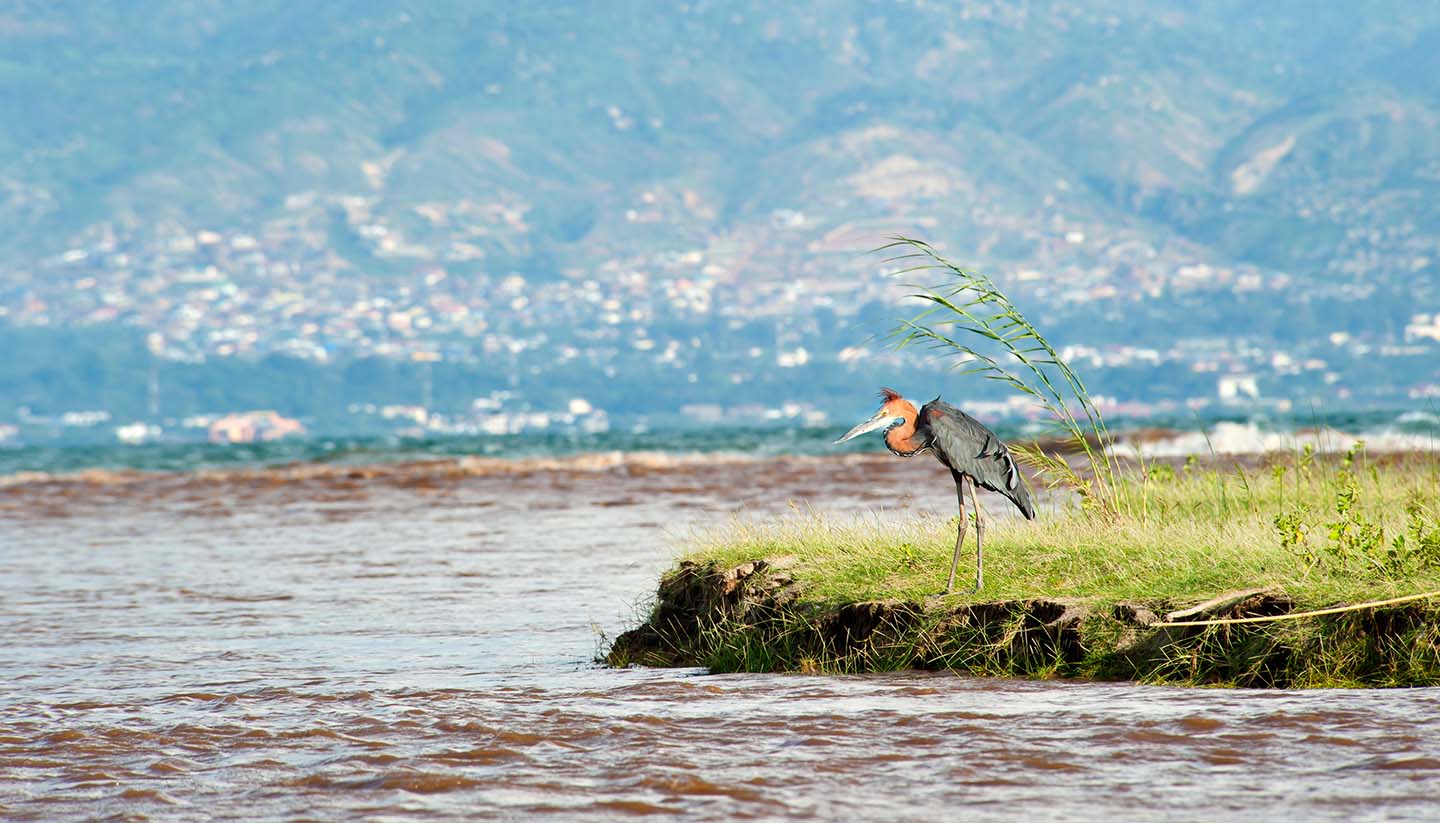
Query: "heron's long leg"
969 478 985 592
944 474 968 593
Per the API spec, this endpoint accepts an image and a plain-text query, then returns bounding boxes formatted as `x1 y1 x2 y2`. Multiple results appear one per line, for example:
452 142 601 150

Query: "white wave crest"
1111 422 1440 459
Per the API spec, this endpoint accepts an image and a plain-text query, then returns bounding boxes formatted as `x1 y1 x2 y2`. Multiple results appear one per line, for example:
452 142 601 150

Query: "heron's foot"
932 584 980 600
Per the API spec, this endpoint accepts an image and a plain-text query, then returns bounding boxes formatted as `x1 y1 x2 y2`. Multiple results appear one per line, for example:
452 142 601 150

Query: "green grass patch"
690 450 1440 608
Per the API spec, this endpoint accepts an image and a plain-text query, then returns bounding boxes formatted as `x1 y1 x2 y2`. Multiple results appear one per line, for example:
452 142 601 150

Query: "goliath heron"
835 388 1036 593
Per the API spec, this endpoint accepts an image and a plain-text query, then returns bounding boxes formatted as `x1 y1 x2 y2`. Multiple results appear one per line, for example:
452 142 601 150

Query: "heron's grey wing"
919 400 1036 519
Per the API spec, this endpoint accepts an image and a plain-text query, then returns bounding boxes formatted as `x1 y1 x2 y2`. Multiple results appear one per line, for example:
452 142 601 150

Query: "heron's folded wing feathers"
919 400 1036 519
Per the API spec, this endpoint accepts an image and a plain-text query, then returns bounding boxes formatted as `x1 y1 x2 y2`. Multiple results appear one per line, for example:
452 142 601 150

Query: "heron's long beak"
834 410 894 444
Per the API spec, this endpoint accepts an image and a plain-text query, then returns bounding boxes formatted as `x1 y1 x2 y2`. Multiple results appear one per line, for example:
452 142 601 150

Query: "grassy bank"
608 450 1440 687
697 449 1440 606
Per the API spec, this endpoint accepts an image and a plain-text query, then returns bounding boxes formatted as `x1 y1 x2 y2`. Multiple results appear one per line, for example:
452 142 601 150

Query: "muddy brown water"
3 455 1439 822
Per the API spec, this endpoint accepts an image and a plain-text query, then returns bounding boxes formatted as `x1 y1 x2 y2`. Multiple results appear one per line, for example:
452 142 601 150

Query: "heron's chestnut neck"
882 400 921 455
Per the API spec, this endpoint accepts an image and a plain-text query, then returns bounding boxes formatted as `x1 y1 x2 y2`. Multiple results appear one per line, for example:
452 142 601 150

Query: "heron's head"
834 387 917 444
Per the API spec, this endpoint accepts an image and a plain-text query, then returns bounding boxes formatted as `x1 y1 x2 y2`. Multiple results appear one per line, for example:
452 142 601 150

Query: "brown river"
3 454 1439 821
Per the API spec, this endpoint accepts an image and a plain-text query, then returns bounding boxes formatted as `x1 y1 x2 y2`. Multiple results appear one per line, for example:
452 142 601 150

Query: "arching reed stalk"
879 236 1143 519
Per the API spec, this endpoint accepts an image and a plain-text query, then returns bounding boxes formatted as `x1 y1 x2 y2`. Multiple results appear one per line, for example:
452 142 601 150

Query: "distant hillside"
4 1 1439 281
3 1 1440 432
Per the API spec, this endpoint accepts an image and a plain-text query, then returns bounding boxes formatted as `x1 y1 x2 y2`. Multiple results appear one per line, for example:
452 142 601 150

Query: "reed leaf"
881 236 1145 518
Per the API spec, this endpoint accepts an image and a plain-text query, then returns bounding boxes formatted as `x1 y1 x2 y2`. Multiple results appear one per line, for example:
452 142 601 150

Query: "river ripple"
3 455 1438 821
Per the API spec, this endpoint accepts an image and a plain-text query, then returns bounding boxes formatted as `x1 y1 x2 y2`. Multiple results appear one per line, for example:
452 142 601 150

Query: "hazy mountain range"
2 1 1439 431
5 2 1439 269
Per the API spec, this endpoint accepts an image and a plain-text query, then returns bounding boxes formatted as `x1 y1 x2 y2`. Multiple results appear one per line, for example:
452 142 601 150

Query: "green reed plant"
879 237 1141 518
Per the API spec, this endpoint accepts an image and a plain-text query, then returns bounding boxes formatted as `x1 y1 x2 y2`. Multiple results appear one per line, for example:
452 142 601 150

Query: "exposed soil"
608 560 1440 687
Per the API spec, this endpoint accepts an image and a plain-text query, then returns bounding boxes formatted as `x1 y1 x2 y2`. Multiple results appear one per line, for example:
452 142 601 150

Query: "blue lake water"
4 409 1438 478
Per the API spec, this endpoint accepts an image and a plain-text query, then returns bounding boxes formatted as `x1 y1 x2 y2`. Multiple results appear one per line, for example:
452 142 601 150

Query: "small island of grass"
608 450 1440 687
